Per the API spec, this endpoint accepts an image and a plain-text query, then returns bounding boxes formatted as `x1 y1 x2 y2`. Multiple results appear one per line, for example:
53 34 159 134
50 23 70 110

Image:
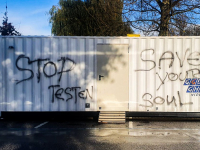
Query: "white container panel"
1 36 200 112
130 37 200 112
0 37 98 112
129 38 138 111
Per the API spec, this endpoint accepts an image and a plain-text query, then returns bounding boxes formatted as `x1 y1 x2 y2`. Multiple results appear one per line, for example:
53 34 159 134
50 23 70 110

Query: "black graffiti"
153 96 165 105
179 71 188 81
85 89 93 99
139 93 153 107
78 90 85 99
187 68 200 78
15 55 34 84
179 69 200 82
166 95 177 106
58 57 76 82
135 49 156 71
187 52 200 66
48 85 93 103
159 51 174 69
136 49 200 71
139 91 193 107
176 49 190 67
15 55 76 84
55 88 64 101
31 58 50 83
168 73 178 81
43 61 57 78
156 69 200 90
48 85 60 103
15 55 50 84
71 87 81 103
156 72 168 91
65 88 73 101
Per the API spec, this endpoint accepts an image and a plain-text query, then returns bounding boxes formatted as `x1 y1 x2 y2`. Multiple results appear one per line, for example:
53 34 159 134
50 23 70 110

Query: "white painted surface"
0 37 97 111
129 37 200 112
97 44 129 111
0 36 200 112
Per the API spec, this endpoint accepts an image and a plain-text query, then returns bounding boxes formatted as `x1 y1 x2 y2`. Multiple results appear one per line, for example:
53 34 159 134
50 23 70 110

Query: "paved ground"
0 118 200 150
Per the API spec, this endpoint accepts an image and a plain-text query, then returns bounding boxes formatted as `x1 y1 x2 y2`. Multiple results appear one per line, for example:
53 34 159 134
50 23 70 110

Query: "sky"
0 0 59 36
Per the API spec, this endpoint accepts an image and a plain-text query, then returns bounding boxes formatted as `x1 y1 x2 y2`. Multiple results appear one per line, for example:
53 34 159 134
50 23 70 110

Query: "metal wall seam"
192 37 198 112
196 38 200 111
7 38 12 111
94 38 98 111
0 38 3 113
87 38 95 111
184 38 191 112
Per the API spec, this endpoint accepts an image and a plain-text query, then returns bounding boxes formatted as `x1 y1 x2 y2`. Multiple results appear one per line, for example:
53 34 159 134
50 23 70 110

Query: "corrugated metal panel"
0 37 97 111
129 37 200 112
0 36 200 112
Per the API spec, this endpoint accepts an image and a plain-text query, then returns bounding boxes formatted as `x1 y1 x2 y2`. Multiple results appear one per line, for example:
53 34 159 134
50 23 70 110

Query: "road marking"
34 121 48 129
129 121 133 128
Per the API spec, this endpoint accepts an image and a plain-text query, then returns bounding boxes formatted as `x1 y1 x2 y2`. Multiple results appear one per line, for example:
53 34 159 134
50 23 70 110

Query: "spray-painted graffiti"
48 85 93 103
136 49 199 107
15 55 93 104
139 91 193 107
156 68 200 90
135 49 200 71
15 55 76 84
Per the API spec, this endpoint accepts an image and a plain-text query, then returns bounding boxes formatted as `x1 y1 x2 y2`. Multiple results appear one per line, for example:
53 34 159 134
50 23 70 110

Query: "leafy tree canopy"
49 0 133 36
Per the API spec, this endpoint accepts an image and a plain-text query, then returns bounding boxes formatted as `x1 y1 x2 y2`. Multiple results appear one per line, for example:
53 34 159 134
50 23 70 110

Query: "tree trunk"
159 0 171 36
159 16 170 36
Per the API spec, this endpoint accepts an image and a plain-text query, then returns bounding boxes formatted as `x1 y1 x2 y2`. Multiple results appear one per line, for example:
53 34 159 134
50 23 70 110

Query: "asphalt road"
0 118 200 150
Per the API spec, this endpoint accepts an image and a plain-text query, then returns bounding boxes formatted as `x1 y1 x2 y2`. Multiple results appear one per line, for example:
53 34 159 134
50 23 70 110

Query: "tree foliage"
0 9 21 36
49 0 133 36
181 25 200 36
123 0 200 36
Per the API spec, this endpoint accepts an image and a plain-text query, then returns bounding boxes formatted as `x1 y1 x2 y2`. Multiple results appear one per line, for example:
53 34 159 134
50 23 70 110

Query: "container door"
97 44 129 111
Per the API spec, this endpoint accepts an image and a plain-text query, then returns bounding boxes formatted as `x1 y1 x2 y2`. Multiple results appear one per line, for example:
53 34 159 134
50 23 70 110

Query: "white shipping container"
0 36 200 116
